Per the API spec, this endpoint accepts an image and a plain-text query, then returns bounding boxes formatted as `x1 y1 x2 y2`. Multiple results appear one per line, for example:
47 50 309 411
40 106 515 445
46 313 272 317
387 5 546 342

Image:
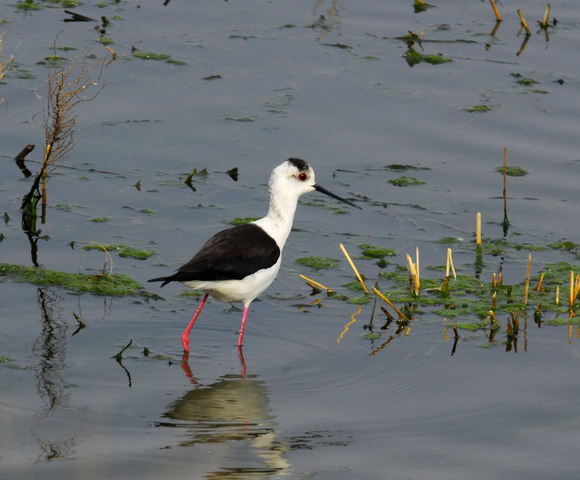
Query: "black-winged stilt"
149 158 360 351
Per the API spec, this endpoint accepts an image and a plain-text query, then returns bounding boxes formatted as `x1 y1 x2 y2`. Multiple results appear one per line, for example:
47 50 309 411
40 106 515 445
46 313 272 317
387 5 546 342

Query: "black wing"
149 224 280 286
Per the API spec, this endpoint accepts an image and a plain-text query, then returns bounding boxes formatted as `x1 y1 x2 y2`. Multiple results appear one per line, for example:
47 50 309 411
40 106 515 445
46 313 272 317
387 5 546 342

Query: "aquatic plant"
404 48 452 67
295 256 339 270
0 263 154 297
463 104 492 113
21 45 111 227
388 176 425 187
83 244 155 260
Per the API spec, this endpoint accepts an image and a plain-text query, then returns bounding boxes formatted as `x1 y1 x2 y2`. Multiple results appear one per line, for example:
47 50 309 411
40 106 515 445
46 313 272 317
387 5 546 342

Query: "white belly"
182 258 282 305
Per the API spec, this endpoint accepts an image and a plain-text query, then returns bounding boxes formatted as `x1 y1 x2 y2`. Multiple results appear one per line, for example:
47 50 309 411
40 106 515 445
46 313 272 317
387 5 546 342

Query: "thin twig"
113 338 133 362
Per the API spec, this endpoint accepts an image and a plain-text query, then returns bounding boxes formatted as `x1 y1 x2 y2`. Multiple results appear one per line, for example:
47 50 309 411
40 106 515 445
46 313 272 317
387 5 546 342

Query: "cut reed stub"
373 287 408 320
517 9 532 36
489 0 502 21
406 250 421 296
340 243 369 294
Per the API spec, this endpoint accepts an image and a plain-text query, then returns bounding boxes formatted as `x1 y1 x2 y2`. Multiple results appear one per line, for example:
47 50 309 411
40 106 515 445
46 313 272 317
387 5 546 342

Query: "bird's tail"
148 276 172 287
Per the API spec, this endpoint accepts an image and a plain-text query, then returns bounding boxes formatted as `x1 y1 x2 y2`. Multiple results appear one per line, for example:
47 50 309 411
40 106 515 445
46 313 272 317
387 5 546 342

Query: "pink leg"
237 345 247 377
181 293 209 352
237 304 251 347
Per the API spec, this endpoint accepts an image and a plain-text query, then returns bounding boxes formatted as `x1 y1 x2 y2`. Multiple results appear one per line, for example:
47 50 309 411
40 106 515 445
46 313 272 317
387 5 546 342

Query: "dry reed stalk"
570 271 574 307
570 272 580 307
540 3 551 29
536 272 545 292
524 254 532 305
446 248 457 280
299 274 334 293
380 305 394 321
373 287 408 320
406 252 420 295
489 0 502 21
476 212 482 245
416 247 420 282
339 243 369 294
492 291 497 310
498 272 503 286
492 273 497 288
489 310 498 326
518 9 532 35
0 33 13 81
556 285 560 305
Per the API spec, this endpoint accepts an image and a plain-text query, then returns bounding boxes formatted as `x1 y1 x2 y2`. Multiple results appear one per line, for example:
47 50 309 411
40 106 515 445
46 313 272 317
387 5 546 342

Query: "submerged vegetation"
83 244 155 260
0 263 153 297
295 256 340 270
496 165 528 176
403 48 452 67
388 176 425 187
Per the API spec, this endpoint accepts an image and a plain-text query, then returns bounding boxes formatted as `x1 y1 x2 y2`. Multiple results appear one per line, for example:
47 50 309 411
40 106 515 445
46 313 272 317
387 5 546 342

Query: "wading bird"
149 158 360 351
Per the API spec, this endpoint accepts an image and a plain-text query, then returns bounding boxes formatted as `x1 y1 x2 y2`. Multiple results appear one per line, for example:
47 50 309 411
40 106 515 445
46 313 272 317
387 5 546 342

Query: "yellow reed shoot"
518 9 532 35
556 285 560 305
446 248 457 279
476 212 482 245
541 3 551 29
524 254 531 305
572 272 575 307
406 253 420 295
299 274 334 293
489 0 502 21
536 272 544 292
571 273 580 307
339 243 369 294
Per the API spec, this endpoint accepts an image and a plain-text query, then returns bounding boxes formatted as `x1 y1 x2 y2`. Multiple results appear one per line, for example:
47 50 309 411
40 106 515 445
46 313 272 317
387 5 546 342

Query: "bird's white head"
255 158 360 247
270 158 317 197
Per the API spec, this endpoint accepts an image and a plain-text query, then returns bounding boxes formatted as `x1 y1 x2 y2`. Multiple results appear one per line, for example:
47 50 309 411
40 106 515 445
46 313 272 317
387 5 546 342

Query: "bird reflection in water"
158 350 291 478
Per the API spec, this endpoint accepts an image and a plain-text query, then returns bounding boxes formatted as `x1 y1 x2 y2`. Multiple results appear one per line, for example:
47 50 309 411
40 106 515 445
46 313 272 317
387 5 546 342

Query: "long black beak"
314 184 362 209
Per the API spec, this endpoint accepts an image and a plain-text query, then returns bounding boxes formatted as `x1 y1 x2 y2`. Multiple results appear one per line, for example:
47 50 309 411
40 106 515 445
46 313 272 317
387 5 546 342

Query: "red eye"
298 173 308 181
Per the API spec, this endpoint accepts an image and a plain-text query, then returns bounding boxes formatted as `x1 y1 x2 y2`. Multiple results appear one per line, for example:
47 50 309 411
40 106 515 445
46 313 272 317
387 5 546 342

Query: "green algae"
0 263 152 297
496 166 528 177
295 256 339 270
132 51 171 61
464 104 492 113
358 244 397 259
549 241 578 253
404 48 452 66
388 176 425 187
83 244 155 260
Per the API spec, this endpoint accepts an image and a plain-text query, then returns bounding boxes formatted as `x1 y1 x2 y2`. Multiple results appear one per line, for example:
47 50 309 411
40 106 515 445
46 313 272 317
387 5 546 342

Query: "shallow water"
2 1 580 478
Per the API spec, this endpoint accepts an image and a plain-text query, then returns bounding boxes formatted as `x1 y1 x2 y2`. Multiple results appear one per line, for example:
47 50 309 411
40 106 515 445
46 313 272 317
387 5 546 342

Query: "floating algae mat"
82 244 155 260
304 254 580 329
0 263 153 297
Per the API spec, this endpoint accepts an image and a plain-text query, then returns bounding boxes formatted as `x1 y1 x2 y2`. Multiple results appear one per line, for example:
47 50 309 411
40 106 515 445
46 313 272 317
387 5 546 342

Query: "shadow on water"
158 352 292 478
31 287 76 462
